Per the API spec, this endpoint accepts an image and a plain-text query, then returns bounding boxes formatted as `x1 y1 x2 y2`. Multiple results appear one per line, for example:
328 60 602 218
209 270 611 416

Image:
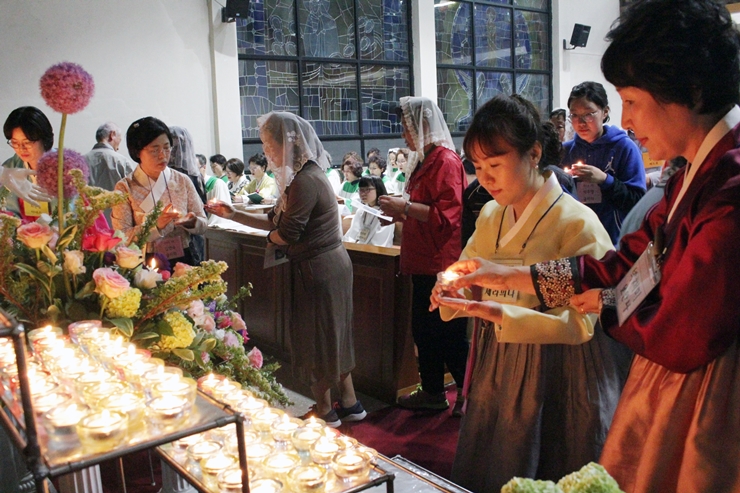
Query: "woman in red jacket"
379 96 468 413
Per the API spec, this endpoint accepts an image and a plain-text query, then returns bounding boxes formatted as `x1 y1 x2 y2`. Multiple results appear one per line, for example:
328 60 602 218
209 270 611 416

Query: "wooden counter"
204 228 419 403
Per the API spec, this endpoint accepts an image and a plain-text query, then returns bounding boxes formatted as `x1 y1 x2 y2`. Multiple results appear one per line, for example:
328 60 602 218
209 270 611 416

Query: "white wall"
0 0 243 163
552 0 623 125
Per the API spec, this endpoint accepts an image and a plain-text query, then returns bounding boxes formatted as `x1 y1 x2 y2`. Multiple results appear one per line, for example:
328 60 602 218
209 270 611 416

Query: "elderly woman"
206 112 366 427
112 117 207 267
1 106 55 218
436 1 740 491
378 96 468 412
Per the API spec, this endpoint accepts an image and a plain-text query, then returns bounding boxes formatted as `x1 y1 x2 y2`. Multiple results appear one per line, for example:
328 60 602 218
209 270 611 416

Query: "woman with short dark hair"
112 116 207 268
225 158 249 199
240 152 277 204
342 175 394 247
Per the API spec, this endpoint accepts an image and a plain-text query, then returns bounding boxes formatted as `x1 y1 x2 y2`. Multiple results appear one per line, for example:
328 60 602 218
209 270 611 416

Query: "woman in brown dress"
206 112 366 427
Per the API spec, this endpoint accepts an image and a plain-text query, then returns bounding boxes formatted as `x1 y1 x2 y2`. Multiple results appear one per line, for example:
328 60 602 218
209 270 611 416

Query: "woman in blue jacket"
561 81 646 244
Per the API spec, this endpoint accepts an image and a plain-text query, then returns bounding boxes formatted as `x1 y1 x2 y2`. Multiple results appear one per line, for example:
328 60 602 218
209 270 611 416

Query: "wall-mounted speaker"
569 24 591 48
222 0 250 23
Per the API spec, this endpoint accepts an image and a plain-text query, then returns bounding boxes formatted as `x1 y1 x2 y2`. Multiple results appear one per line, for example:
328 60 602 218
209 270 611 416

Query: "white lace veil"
257 112 330 213
398 96 455 178
168 126 201 178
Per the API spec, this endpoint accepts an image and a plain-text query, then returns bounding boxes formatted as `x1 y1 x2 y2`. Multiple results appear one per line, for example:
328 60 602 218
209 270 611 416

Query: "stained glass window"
237 0 412 154
435 0 551 133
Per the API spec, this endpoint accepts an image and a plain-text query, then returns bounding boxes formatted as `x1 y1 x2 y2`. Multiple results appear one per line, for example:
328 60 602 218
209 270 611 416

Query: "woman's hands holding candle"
174 211 198 229
570 162 608 184
204 200 236 220
157 204 182 230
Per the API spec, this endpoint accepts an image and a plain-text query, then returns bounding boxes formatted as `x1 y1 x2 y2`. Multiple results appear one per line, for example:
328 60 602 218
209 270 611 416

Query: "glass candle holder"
147 395 189 428
217 466 245 493
186 440 222 464
82 380 128 406
234 396 267 420
210 378 241 402
27 325 63 345
331 450 371 481
336 436 358 451
222 388 254 409
291 426 323 454
122 358 164 389
437 269 462 289
207 423 235 444
99 391 146 431
76 326 111 351
201 452 237 484
111 345 149 371
271 415 304 443
34 390 72 415
152 377 197 410
44 402 87 450
142 366 183 397
301 416 326 432
245 442 274 473
355 445 378 464
287 464 328 493
77 409 128 452
196 373 226 395
224 429 259 456
73 368 117 395
171 432 205 454
251 407 286 434
309 436 340 466
261 451 300 481
248 478 284 493
67 320 102 344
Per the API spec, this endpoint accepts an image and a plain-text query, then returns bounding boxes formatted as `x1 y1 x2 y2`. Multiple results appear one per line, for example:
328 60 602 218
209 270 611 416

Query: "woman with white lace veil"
378 96 469 413
206 112 366 427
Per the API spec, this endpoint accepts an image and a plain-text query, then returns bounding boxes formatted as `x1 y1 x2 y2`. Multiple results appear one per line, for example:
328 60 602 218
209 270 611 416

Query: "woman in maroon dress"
434 1 740 491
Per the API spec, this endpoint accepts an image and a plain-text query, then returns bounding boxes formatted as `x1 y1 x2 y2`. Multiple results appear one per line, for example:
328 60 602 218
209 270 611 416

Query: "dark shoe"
452 395 465 417
300 405 341 428
334 400 367 422
397 387 449 411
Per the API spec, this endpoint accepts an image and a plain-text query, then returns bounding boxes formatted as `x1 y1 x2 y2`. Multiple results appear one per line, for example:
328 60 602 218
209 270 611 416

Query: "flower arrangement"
0 63 289 405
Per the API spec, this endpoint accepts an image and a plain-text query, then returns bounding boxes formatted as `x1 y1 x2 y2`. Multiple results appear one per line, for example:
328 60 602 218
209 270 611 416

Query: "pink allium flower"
223 331 241 348
37 149 89 198
247 347 263 369
39 62 95 114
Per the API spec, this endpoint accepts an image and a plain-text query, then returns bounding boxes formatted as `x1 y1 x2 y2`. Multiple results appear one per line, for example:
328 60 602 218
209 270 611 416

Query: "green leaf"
172 348 194 361
55 225 78 250
16 263 46 283
42 245 58 264
131 331 160 341
75 281 96 299
199 338 217 353
156 319 174 337
191 332 205 348
108 318 134 338
194 350 206 369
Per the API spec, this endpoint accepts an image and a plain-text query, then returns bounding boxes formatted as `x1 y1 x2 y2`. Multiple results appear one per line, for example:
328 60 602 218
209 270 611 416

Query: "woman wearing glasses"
561 81 646 245
1 106 56 219
342 175 394 247
112 117 207 267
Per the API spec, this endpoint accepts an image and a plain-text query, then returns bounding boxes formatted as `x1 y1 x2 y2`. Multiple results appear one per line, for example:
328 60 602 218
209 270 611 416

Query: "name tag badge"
577 181 603 204
481 258 524 303
153 236 185 260
23 200 49 218
616 241 661 325
264 243 289 269
357 227 370 243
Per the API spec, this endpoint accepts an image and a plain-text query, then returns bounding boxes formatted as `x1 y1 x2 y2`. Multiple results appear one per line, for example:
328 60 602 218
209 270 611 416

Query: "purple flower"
39 62 95 114
37 149 89 198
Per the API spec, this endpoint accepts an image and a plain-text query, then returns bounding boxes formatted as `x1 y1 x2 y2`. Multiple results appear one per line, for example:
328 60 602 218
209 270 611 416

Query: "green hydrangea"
159 311 195 351
557 463 623 493
501 478 564 493
105 288 142 318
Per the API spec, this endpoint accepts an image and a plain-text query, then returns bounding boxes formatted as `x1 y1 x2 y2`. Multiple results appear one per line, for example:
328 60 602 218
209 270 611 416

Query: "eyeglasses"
568 111 599 124
7 139 38 151
358 187 375 194
144 145 172 156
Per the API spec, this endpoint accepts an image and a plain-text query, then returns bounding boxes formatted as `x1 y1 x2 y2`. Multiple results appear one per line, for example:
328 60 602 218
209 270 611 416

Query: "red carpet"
338 387 462 479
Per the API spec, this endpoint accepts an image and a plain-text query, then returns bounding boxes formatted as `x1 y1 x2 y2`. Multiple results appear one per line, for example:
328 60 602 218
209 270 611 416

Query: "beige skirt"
601 338 740 493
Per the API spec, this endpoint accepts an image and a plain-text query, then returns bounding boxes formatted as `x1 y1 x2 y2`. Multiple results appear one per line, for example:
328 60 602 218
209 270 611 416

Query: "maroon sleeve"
424 150 464 243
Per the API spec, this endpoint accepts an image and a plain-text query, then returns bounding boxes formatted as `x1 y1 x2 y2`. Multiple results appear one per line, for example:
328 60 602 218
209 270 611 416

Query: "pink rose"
116 246 143 269
172 262 193 278
223 331 241 348
247 347 263 369
161 270 171 281
93 267 130 299
187 300 205 320
16 222 54 249
201 314 215 333
82 222 121 252
217 316 232 329
231 312 247 335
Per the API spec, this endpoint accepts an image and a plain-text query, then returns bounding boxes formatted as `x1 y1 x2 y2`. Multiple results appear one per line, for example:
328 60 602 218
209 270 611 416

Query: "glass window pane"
298 0 355 58
477 70 513 109
474 5 512 68
361 66 411 135
516 11 549 70
239 60 299 139
301 63 358 136
237 0 297 56
435 2 471 66
516 73 550 118
357 0 409 61
514 0 547 9
438 68 473 133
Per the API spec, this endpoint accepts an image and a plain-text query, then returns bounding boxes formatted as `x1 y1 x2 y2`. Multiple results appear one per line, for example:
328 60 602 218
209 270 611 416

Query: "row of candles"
0 322 379 492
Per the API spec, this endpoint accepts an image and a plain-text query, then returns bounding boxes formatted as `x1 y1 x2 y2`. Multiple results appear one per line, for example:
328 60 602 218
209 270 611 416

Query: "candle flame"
149 258 158 272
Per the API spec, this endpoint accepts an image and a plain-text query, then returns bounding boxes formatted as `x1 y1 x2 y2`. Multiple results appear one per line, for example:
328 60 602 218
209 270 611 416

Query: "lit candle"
224 430 259 456
122 358 164 388
248 478 284 493
437 269 462 288
197 373 225 395
99 391 146 430
309 435 339 465
207 423 236 444
82 380 128 405
27 325 62 346
216 466 244 493
142 366 183 398
286 464 327 493
147 394 189 427
302 416 326 431
201 451 237 483
271 414 303 443
186 439 222 464
67 320 102 344
245 442 273 472
210 378 240 402
33 390 72 415
171 432 205 453
44 403 86 450
336 435 358 450
291 426 322 453
233 395 267 419
152 377 197 410
149 258 158 272
76 409 128 452
332 450 371 480
251 407 286 434
261 451 300 481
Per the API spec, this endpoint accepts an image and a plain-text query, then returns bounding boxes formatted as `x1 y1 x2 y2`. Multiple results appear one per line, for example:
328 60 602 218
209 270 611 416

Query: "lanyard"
494 192 564 255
